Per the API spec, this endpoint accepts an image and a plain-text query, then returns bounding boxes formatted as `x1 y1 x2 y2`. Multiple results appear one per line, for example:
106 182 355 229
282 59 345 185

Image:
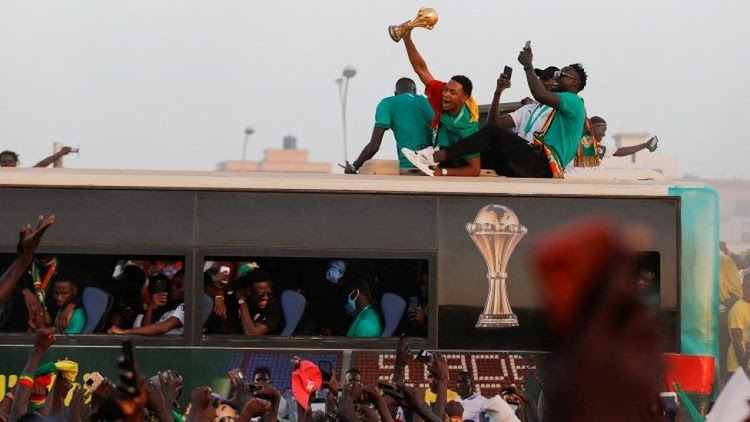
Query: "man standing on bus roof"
345 78 434 175
400 26 482 177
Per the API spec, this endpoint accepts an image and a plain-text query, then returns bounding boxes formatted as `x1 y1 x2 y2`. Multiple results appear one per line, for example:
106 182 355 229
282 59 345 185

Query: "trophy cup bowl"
466 205 528 328
388 7 439 42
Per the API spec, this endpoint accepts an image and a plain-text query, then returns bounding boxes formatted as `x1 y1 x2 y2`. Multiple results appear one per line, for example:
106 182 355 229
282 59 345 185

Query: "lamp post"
242 126 255 168
336 65 357 164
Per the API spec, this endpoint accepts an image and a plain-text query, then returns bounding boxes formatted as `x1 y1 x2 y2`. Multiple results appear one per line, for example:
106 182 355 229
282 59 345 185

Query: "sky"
1 0 748 179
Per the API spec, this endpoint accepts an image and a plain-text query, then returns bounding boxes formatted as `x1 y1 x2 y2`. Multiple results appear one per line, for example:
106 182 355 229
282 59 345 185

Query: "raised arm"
33 147 72 168
0 215 55 310
113 316 181 336
518 46 560 109
402 31 434 86
488 74 516 128
10 327 55 420
349 127 388 173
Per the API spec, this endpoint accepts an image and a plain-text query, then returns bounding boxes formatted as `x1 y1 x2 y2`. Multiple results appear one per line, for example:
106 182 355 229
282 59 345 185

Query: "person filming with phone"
404 41 587 179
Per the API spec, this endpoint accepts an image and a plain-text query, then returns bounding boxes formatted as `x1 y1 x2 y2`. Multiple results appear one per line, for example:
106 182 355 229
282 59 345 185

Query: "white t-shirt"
133 303 185 335
460 393 489 422
509 103 553 143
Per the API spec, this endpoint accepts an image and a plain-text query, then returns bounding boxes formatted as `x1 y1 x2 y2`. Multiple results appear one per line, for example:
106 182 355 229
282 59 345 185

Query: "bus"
0 168 719 408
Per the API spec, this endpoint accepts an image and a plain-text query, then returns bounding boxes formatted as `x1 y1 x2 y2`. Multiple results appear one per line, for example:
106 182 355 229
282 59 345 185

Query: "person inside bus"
236 269 283 335
46 272 86 334
345 279 383 337
108 269 185 336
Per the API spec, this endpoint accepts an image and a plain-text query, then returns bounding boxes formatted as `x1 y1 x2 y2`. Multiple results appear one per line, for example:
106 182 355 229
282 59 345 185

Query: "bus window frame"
0 244 193 347
195 247 437 350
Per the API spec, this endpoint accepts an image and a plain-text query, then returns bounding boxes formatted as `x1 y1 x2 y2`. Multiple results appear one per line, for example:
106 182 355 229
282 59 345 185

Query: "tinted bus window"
202 257 429 338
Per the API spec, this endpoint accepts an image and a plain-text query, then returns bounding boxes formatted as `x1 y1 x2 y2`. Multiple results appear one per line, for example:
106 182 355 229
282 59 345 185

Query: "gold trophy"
388 7 438 42
466 205 528 328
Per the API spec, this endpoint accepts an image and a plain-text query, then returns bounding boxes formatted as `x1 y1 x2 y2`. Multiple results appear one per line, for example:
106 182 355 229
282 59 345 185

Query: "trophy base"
475 313 518 328
388 25 402 42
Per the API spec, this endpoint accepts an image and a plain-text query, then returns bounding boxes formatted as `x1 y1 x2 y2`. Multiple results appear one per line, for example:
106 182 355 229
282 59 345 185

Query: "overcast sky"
1 0 748 179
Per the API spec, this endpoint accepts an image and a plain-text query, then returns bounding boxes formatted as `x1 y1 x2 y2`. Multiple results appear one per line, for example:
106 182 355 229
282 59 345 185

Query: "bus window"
0 254 184 336
201 257 429 338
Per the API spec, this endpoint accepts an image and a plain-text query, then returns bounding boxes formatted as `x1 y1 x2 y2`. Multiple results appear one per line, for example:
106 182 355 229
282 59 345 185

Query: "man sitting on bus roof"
405 42 587 179
109 270 185 336
236 269 283 336
345 279 382 337
345 78 434 175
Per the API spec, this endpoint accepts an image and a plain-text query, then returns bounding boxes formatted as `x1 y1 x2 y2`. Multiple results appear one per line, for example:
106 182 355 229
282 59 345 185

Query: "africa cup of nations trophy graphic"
466 205 528 328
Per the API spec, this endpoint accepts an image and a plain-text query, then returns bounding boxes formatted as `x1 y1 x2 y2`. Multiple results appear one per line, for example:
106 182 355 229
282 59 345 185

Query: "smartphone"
524 40 531 50
228 368 244 383
378 381 404 400
416 349 433 363
149 276 169 295
117 338 140 397
503 66 513 79
408 296 419 310
659 392 678 421
310 398 327 413
86 372 105 391
318 360 332 382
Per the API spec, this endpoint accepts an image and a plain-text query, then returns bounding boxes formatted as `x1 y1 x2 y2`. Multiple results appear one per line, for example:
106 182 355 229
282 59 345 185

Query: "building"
217 135 331 173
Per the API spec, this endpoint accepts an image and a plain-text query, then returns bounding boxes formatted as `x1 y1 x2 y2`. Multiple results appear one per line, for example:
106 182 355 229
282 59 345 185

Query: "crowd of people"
346 28 658 178
718 241 750 383
0 216 428 339
4 220 749 421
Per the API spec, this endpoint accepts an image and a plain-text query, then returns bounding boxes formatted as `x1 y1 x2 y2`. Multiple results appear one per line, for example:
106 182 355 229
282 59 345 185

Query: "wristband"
17 374 34 388
4 392 14 401
523 65 533 71
214 295 224 300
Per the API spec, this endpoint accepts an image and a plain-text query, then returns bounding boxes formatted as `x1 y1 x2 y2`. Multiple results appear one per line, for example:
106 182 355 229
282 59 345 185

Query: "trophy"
466 205 528 328
388 7 438 42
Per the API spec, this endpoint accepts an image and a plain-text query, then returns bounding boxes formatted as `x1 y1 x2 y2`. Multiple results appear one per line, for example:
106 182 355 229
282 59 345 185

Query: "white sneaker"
647 135 659 152
401 147 436 176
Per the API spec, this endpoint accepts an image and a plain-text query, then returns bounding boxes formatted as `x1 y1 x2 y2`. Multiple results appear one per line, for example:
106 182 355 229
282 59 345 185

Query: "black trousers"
443 123 553 178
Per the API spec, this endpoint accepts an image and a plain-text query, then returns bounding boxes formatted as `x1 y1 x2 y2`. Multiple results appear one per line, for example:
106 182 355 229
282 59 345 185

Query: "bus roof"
0 168 710 197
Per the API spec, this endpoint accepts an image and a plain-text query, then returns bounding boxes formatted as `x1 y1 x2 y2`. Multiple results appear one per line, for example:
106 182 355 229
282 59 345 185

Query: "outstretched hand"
17 215 55 258
33 327 55 352
496 74 512 92
518 44 533 68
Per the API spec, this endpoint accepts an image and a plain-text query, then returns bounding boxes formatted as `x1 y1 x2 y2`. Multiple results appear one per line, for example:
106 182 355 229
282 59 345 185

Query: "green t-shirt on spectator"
56 307 86 334
435 104 480 167
543 92 586 168
374 93 434 168
347 305 382 337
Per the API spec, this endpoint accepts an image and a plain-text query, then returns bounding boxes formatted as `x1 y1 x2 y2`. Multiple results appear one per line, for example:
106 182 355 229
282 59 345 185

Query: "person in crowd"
446 400 465 422
237 269 283 335
253 366 289 422
424 368 459 409
727 274 750 376
108 269 185 336
344 368 362 385
346 78 434 175
46 271 86 334
401 26 481 177
108 265 146 330
455 371 487 422
345 279 383 337
721 241 748 307
405 43 587 179
0 147 74 168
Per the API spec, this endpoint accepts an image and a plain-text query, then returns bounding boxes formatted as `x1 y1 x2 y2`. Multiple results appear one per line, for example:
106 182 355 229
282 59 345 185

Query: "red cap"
291 360 322 409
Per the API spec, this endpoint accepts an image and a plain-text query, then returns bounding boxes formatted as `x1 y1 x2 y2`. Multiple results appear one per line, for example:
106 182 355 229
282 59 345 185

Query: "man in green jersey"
346 78 434 174
345 280 382 338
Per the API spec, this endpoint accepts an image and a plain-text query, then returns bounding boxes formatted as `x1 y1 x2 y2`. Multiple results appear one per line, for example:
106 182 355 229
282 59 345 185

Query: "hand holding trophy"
388 7 438 42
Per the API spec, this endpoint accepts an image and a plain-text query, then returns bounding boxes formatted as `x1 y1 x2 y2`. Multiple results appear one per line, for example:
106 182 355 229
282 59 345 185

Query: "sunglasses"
554 70 575 80
255 291 273 299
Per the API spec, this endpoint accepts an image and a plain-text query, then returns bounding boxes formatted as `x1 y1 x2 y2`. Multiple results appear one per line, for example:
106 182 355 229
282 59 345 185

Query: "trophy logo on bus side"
466 205 527 328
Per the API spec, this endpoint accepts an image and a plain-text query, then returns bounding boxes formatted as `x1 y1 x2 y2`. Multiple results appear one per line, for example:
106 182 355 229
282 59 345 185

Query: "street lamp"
242 125 255 167
335 65 357 165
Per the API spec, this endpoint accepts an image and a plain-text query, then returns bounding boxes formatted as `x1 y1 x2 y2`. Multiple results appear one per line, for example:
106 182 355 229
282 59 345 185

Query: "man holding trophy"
394 9 482 177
